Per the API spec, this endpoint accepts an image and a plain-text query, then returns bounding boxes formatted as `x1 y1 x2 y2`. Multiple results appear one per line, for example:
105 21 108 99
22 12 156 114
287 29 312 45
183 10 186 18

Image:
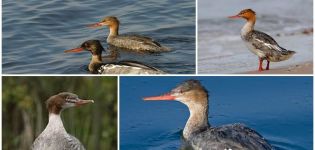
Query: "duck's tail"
160 46 171 51
280 50 296 61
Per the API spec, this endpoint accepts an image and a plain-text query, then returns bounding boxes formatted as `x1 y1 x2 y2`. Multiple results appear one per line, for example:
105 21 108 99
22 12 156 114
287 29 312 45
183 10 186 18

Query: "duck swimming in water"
32 92 94 150
229 9 296 71
64 40 166 74
88 16 170 52
144 80 273 150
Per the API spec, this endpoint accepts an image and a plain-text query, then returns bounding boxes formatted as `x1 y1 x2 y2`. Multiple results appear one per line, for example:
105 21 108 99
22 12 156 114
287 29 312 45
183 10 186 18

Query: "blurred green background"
2 76 117 150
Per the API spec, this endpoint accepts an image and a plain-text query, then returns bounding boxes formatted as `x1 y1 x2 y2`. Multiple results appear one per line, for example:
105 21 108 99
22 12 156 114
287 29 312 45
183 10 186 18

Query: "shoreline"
198 33 313 74
242 61 313 74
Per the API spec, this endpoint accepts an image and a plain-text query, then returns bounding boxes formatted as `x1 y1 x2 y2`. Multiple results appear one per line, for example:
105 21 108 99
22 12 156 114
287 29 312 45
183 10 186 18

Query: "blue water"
120 77 313 150
3 0 195 74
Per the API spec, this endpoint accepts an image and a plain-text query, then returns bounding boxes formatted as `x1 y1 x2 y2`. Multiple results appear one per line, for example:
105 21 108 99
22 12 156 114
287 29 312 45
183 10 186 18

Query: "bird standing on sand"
144 80 273 150
32 92 94 150
229 9 296 71
88 16 170 52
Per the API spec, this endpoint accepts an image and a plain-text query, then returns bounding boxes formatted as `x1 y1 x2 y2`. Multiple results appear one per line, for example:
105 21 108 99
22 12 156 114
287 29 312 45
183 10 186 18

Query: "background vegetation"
2 76 117 150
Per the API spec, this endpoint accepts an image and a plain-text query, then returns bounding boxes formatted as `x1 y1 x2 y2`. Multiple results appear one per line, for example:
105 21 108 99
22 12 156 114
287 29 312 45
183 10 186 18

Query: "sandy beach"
198 33 313 74
244 61 313 74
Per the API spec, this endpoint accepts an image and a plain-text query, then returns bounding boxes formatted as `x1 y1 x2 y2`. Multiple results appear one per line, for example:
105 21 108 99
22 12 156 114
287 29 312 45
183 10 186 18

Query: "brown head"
64 40 104 56
87 16 120 28
46 92 94 114
228 9 256 21
143 80 208 106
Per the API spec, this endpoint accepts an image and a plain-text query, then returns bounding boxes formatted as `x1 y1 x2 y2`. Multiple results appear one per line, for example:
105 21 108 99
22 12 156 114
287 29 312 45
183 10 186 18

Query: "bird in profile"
32 92 94 150
144 80 273 149
88 16 170 52
64 40 166 74
229 9 296 71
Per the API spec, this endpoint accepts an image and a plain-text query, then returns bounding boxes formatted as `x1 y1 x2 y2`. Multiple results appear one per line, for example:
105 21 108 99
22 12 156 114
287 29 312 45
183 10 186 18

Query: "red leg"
258 58 264 71
266 60 270 70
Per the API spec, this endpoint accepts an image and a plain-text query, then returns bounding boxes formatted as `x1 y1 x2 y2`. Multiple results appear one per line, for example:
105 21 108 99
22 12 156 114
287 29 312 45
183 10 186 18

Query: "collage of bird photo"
1 0 313 150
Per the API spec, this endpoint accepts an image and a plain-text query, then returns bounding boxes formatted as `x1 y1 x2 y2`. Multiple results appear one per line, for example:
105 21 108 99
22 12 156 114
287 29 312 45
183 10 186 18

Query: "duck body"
242 30 295 62
32 114 85 150
189 123 273 150
144 80 273 150
95 60 166 74
88 16 170 53
229 9 296 71
64 40 166 74
107 34 170 52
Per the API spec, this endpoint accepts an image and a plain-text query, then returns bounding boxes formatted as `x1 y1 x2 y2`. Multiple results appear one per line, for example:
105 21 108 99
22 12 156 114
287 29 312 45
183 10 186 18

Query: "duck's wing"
31 134 85 150
97 60 165 74
249 30 288 53
117 35 163 48
190 123 273 150
64 134 86 150
118 60 162 71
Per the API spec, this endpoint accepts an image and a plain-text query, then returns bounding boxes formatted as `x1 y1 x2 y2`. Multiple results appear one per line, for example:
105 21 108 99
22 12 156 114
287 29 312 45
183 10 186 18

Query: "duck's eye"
84 43 90 48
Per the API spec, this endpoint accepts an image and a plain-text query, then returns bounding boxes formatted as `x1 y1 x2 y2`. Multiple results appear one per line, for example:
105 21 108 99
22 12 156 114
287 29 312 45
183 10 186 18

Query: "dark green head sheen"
81 40 105 56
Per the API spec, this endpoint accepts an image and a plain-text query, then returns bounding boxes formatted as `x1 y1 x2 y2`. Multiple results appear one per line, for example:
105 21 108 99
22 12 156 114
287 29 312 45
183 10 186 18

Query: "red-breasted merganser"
64 40 166 74
143 80 273 150
32 92 94 150
87 16 170 52
229 9 296 71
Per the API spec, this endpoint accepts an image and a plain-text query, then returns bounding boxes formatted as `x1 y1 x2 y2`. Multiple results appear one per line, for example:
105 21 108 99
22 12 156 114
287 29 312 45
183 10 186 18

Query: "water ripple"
3 0 195 74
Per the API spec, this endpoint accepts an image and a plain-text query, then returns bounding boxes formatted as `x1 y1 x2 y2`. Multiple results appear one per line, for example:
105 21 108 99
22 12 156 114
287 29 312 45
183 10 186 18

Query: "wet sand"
244 61 313 74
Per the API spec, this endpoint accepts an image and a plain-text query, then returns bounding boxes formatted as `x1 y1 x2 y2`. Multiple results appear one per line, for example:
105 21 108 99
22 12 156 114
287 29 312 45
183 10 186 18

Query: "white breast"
243 41 266 58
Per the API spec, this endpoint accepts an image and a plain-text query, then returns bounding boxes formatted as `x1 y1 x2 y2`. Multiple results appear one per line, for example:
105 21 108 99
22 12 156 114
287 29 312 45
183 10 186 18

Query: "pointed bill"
228 15 241 19
64 47 84 53
75 99 94 106
87 22 106 28
143 93 176 101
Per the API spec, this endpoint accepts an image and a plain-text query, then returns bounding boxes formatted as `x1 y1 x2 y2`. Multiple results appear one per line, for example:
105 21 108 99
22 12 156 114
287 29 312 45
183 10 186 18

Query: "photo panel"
198 0 313 74
2 76 117 149
3 0 195 74
120 76 312 149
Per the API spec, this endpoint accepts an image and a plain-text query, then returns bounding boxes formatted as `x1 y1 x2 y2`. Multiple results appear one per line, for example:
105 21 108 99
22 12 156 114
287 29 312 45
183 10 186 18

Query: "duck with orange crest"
229 9 296 71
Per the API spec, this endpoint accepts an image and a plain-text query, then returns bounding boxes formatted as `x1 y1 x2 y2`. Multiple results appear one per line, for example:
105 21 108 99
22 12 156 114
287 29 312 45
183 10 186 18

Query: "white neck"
241 20 255 37
183 101 209 139
42 113 67 135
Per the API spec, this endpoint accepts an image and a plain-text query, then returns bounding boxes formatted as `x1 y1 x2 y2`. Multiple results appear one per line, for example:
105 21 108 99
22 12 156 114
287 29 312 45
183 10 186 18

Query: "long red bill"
87 22 104 28
143 93 176 101
228 15 240 19
64 47 84 53
75 99 94 106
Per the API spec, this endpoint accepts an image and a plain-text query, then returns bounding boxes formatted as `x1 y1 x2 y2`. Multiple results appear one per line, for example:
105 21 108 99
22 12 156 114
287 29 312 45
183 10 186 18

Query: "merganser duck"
87 16 170 52
32 92 94 150
64 40 166 74
143 80 273 150
229 9 296 71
